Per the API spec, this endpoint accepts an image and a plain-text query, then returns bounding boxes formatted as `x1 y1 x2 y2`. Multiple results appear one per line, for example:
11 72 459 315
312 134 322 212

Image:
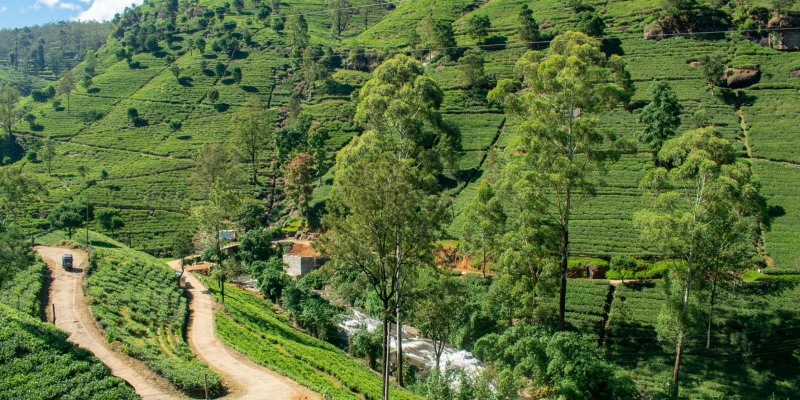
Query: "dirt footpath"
168 260 318 400
36 246 177 400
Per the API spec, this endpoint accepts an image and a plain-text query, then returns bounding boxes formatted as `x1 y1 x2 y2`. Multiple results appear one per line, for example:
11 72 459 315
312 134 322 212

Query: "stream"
339 308 484 376
233 277 483 376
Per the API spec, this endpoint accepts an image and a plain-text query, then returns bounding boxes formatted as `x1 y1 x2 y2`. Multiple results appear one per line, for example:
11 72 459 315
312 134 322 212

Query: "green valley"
1 0 800 398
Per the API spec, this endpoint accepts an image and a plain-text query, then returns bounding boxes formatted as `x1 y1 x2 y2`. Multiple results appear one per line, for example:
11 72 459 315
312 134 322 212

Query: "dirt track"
168 260 317 400
36 246 177 400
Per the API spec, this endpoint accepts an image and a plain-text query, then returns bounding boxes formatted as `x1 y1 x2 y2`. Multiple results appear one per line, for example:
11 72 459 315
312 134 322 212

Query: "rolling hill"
6 0 800 270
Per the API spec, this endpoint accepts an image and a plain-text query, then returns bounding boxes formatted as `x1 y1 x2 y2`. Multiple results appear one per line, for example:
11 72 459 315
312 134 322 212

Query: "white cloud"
75 0 142 21
59 2 82 9
0 6 7 12
39 0 59 8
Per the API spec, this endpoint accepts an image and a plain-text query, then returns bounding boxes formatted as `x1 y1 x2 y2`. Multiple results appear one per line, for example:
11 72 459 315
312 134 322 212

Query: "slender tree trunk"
395 241 403 387
672 331 684 400
684 250 693 311
0 278 4 292
382 312 390 400
482 242 486 279
252 157 258 185
558 188 570 331
706 277 717 349
434 339 441 370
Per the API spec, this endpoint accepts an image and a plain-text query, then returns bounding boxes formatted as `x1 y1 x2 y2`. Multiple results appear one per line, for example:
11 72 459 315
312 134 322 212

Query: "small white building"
216 230 237 241
282 242 320 277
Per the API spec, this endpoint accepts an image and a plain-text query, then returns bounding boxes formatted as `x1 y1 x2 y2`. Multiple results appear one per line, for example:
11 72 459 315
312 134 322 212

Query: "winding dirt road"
167 259 316 400
36 246 176 400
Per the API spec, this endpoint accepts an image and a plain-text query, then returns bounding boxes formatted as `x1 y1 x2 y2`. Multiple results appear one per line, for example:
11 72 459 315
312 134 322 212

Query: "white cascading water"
339 308 483 376
234 277 483 377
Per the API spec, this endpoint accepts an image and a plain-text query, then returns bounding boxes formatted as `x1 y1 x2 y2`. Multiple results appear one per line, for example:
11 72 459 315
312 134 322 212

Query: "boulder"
643 24 664 40
791 70 800 78
770 31 800 51
727 69 761 89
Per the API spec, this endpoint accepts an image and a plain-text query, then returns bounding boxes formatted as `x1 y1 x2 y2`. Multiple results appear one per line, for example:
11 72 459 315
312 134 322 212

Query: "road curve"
167 260 316 400
36 246 176 400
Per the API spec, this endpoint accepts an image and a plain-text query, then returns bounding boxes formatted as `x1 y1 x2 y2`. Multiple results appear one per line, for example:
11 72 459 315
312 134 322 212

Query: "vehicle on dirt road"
62 254 73 270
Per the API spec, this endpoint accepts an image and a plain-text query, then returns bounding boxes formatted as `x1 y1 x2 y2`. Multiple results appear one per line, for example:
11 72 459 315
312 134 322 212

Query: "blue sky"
0 0 143 29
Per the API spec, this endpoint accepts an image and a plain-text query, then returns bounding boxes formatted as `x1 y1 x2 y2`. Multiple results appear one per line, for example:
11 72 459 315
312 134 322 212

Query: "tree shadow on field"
601 38 624 56
213 103 230 112
678 280 800 398
620 280 657 291
481 36 507 51
87 88 100 94
178 77 194 87
438 175 458 191
719 89 757 108
221 78 235 85
768 205 786 218
455 167 479 183
242 85 259 93
92 240 119 248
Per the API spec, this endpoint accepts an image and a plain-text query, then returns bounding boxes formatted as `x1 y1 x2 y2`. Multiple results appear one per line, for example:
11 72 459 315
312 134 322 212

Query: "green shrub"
0 303 139 399
88 245 221 396
202 278 422 400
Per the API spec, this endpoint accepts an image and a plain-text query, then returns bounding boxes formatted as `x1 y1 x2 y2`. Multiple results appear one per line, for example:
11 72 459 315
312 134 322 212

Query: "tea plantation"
9 0 800 271
0 244 139 400
86 239 221 396
4 0 800 397
202 278 422 400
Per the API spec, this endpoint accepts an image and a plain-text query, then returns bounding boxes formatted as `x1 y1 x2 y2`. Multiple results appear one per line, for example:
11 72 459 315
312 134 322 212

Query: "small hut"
283 242 321 277
216 230 237 241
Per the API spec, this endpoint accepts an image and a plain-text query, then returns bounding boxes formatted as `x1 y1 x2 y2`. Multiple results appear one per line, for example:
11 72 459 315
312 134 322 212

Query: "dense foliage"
0 303 139 400
87 245 221 396
3 0 800 397
202 278 422 400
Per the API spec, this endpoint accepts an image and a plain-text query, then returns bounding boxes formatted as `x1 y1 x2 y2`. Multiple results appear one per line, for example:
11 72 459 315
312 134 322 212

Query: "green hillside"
36 231 222 396
0 303 140 400
5 0 798 271
0 233 139 400
202 278 423 400
3 0 800 396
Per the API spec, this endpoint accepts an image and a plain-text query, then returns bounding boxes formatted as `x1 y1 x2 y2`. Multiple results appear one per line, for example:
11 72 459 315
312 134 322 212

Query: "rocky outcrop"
727 68 761 89
770 31 800 51
643 23 664 40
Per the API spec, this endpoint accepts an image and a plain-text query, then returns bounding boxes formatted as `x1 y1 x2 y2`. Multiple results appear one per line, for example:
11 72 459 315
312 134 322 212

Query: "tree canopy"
488 31 634 330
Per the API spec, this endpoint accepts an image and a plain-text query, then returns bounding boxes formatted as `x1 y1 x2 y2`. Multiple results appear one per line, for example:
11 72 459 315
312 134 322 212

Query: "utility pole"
86 202 90 246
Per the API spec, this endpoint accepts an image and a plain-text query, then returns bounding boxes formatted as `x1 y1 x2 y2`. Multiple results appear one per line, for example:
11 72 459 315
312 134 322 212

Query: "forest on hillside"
0 0 799 398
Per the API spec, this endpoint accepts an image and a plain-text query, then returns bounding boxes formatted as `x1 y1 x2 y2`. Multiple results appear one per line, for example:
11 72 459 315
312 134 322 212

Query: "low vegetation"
202 278 421 400
2 0 800 397
86 239 221 396
0 302 138 400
